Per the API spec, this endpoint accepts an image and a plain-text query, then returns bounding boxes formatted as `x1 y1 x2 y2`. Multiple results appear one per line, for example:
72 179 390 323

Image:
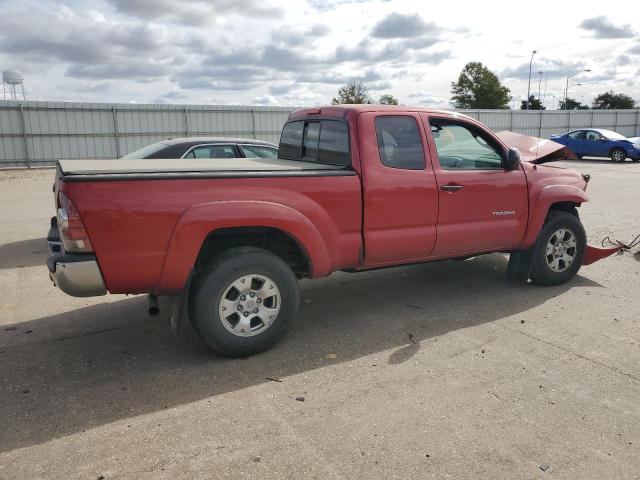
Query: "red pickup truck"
47 105 611 356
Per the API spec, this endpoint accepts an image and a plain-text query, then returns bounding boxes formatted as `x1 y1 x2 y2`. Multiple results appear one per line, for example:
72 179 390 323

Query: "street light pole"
563 69 590 110
526 50 537 110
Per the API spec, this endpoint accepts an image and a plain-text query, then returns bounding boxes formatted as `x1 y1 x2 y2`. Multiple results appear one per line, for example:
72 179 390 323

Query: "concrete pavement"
0 159 639 479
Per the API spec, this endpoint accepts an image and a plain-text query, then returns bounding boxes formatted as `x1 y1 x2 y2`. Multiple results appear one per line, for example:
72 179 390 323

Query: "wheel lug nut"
250 292 255 298
237 305 243 311
256 298 262 304
253 308 258 313
240 295 246 301
243 312 249 317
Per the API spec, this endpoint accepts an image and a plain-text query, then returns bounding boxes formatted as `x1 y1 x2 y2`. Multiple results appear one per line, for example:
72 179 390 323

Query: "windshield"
601 130 626 140
121 141 168 159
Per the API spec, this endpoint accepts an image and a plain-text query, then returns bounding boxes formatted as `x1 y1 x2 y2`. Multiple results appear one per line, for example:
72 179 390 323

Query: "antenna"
3 70 26 101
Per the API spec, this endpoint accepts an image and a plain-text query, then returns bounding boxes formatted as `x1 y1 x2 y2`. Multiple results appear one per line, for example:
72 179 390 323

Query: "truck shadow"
0 254 602 452
0 237 48 269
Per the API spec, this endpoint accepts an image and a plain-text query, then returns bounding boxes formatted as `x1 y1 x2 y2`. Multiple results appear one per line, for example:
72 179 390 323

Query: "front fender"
155 200 331 294
520 185 589 248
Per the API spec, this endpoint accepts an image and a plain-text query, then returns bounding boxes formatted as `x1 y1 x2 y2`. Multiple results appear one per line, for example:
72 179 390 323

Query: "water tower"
3 70 26 101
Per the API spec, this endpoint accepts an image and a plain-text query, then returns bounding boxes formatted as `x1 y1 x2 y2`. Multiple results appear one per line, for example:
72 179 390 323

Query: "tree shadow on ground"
0 254 602 452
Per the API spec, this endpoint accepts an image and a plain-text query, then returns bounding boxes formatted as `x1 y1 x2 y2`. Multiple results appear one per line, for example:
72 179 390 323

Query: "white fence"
1 100 639 168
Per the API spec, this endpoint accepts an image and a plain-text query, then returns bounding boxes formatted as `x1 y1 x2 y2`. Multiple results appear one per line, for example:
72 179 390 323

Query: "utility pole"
526 50 537 110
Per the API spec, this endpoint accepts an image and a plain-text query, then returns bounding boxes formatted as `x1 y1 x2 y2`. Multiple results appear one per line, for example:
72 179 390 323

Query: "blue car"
550 129 640 162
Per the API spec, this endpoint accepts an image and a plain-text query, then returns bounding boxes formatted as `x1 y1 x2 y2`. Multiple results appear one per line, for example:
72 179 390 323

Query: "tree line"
330 62 636 110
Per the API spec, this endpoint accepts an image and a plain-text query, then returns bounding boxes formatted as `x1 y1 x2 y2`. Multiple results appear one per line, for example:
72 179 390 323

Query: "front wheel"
610 148 626 162
191 247 299 357
530 211 586 286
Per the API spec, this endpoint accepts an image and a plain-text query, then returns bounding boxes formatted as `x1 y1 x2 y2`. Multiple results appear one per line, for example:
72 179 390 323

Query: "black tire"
191 246 299 357
610 148 626 162
530 211 586 286
632 158 640 163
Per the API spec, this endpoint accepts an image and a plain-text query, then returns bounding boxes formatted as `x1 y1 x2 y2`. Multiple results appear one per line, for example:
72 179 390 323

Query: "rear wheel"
610 148 626 162
191 247 299 357
530 211 586 286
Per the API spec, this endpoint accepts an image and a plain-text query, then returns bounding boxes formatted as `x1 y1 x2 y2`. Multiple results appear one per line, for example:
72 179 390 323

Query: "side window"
430 121 503 170
568 130 585 140
374 116 425 170
585 131 601 141
318 120 350 166
279 121 304 160
240 145 278 159
189 145 237 158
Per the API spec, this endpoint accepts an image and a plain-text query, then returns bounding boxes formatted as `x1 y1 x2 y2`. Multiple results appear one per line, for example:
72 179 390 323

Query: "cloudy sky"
0 0 638 108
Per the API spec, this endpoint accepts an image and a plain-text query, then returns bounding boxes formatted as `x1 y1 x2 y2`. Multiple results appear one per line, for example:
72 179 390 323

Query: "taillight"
57 191 93 253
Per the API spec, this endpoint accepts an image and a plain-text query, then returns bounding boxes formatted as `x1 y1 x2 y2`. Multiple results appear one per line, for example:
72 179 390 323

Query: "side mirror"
505 147 521 170
599 137 607 142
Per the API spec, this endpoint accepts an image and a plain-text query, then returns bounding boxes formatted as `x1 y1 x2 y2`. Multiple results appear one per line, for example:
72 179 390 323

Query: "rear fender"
520 185 589 248
155 200 331 294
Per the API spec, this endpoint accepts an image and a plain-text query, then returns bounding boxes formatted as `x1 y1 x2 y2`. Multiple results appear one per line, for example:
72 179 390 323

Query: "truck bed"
54 158 363 294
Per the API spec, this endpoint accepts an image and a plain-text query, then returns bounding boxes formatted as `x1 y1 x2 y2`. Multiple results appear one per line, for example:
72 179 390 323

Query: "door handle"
440 184 463 192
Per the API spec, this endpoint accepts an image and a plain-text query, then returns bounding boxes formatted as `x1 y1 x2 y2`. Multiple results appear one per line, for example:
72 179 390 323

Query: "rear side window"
568 130 585 140
240 145 278 159
375 116 425 170
184 145 237 158
279 120 350 166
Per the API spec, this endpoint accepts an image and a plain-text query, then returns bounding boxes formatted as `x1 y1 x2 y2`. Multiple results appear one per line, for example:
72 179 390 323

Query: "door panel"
583 131 604 156
359 112 439 265
423 114 529 256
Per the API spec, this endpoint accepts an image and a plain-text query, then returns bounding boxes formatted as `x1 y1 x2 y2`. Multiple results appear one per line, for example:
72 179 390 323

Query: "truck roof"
159 137 276 146
289 105 473 121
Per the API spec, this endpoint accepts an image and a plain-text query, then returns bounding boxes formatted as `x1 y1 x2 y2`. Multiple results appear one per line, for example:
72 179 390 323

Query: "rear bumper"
47 253 107 297
47 218 106 297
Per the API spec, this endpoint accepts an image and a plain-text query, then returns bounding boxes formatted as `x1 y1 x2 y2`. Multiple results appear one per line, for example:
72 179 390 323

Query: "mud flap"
507 247 536 282
582 245 624 266
170 273 193 336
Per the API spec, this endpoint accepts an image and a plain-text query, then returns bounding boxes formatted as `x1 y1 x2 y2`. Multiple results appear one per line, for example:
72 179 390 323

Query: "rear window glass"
319 121 349 166
375 116 425 170
303 122 320 162
279 121 304 160
121 141 167 159
279 120 350 166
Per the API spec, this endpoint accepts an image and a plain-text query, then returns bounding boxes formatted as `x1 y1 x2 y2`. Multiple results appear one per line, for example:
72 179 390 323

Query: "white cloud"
0 0 637 107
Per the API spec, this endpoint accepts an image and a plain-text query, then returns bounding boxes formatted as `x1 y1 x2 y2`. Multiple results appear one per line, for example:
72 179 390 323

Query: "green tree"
559 98 589 110
378 94 399 105
450 62 511 109
592 90 636 109
331 81 372 104
520 95 545 110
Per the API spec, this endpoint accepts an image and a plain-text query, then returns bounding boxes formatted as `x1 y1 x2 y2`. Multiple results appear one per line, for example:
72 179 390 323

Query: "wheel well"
548 201 579 217
609 146 625 155
195 227 312 278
